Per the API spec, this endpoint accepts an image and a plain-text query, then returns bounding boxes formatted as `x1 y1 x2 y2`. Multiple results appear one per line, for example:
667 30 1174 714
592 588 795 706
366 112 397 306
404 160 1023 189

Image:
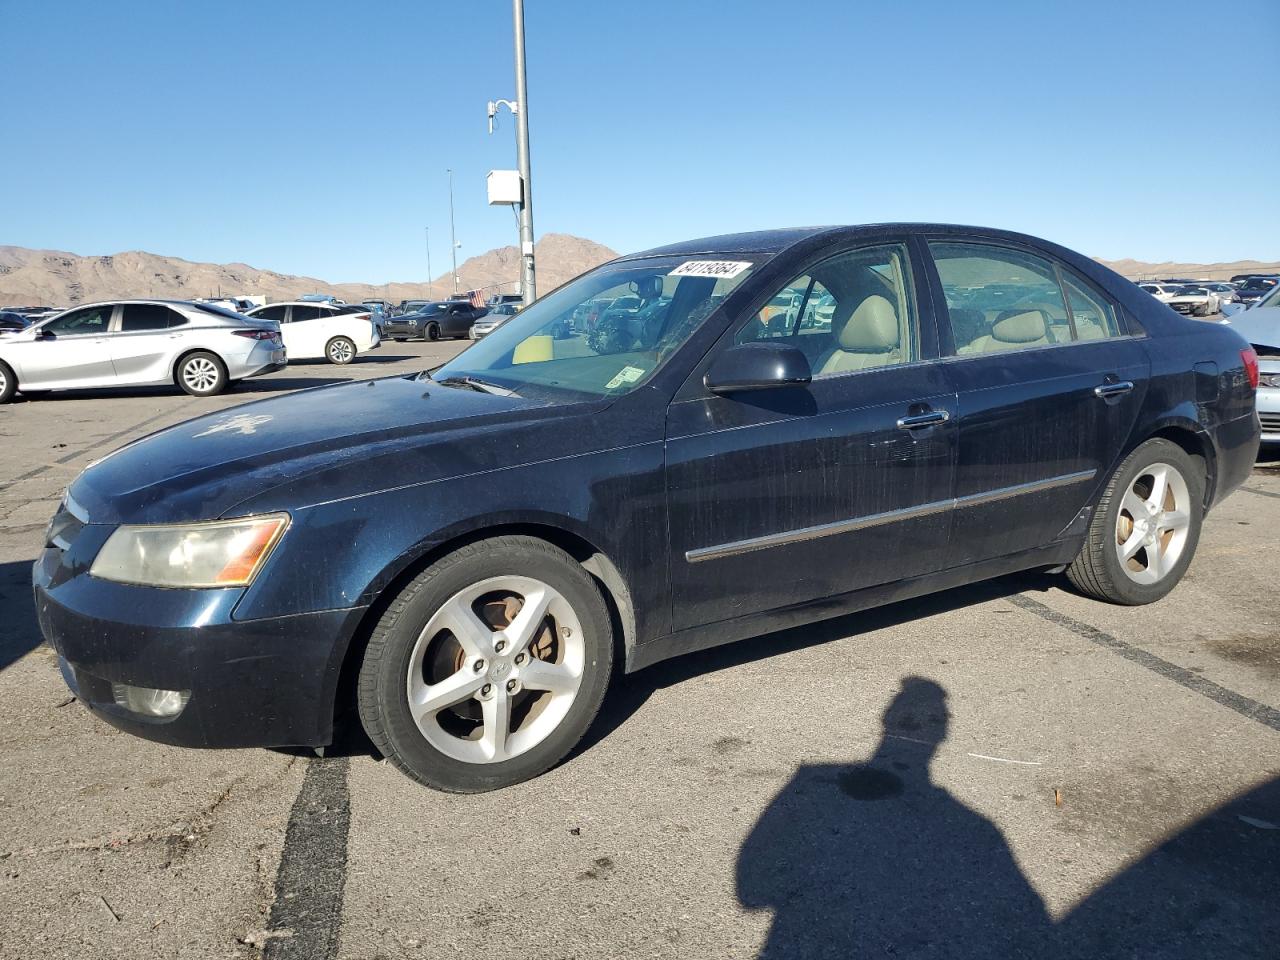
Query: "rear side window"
289 305 323 322
120 303 183 332
929 241 1121 354
253 305 288 322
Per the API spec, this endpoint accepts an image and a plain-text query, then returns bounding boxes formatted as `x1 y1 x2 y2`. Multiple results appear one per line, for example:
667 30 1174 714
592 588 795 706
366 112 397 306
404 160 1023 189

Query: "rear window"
192 302 248 320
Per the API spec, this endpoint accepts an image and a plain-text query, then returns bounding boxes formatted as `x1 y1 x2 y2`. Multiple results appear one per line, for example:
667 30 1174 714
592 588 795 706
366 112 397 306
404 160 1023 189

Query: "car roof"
618 223 1081 261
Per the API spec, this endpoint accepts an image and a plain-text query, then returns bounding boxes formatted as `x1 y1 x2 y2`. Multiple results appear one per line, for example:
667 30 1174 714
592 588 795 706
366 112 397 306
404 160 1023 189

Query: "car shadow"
735 676 1279 958
577 569 1059 758
0 558 43 672
231 376 353 393
281 354 417 366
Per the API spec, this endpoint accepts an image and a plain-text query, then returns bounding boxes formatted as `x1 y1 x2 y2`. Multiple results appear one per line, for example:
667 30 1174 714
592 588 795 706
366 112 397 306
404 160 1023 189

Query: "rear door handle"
1094 380 1134 399
897 410 950 430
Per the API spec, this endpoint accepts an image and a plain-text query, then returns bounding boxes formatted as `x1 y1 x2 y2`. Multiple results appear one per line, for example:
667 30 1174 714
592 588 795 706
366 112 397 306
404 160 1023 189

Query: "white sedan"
245 301 380 364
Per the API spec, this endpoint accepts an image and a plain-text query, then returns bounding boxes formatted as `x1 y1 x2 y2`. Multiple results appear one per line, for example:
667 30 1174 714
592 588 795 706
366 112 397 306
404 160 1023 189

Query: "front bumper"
33 541 367 748
1258 386 1280 445
383 320 423 338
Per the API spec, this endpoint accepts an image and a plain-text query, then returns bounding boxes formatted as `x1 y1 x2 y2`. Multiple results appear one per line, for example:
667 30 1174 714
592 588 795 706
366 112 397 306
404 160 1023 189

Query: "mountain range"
1 237 1276 308
0 234 617 307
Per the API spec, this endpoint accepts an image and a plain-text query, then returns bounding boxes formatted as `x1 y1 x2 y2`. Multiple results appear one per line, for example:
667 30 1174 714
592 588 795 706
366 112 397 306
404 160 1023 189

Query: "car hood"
1228 308 1280 350
70 375 587 525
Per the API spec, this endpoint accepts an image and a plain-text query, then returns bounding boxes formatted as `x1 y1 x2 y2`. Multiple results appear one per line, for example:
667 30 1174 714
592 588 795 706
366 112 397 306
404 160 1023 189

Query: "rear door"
109 303 187 384
666 239 957 630
282 305 325 358
922 238 1150 567
11 305 117 388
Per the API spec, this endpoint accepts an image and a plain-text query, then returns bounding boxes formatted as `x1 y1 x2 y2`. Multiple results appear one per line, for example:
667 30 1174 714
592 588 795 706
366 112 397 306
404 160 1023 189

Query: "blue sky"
3 0 1277 282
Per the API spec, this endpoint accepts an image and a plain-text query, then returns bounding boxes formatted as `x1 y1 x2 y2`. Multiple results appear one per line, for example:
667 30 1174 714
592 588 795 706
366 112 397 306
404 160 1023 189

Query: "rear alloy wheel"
1066 438 1203 604
0 361 15 403
326 336 356 365
357 536 614 792
425 323 440 342
177 351 228 397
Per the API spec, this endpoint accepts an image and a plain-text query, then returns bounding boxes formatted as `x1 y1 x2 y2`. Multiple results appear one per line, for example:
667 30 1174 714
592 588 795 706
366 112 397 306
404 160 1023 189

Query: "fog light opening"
110 683 190 718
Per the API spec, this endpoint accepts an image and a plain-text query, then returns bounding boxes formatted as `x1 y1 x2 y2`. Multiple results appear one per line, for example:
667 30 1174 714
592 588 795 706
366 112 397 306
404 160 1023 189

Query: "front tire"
0 361 16 403
1066 438 1204 605
176 351 228 397
357 536 615 793
326 336 356 365
425 323 440 342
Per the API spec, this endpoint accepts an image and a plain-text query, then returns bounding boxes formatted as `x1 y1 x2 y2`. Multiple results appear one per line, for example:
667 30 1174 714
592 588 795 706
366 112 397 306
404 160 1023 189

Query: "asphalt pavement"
0 338 1276 959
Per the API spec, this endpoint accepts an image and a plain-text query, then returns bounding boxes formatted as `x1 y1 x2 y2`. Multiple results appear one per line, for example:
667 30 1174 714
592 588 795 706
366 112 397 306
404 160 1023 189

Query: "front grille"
1260 413 1280 433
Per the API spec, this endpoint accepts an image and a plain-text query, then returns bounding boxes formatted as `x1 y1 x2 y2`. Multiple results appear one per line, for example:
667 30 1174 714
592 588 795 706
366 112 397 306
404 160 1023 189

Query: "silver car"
0 300 286 403
1225 283 1280 446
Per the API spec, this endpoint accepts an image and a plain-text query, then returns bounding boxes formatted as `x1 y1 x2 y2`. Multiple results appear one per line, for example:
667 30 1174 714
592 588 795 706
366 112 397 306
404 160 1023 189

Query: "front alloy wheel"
357 536 614 792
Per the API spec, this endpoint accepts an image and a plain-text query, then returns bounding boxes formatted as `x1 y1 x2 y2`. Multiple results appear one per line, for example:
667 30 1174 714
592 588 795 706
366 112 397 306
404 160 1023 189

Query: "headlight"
90 514 289 588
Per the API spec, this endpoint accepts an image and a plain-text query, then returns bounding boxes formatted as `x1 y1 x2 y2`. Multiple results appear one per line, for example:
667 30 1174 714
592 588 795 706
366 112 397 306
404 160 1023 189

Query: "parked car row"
1137 275 1280 318
0 297 384 403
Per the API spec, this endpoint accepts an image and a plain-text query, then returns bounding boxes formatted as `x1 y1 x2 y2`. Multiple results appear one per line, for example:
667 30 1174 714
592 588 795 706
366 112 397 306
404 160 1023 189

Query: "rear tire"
176 351 228 397
326 336 356 365
0 361 15 403
357 536 615 793
1066 438 1204 605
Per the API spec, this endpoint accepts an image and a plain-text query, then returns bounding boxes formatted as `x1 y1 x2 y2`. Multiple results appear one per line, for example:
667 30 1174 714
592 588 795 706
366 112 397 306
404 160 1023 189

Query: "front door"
11 305 117 388
923 238 1150 567
666 241 957 631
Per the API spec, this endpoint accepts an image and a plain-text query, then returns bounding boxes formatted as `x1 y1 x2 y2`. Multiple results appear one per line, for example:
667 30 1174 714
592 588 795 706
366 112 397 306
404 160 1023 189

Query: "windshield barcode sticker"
669 260 752 279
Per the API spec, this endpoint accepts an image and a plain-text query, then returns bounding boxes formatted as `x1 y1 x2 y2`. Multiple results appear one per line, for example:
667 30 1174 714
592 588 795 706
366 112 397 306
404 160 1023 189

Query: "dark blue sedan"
34 225 1261 792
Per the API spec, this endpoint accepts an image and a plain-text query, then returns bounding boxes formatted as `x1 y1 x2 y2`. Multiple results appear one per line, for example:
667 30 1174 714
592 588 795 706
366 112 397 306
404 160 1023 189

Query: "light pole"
447 169 460 296
512 0 535 304
488 0 536 305
424 226 433 299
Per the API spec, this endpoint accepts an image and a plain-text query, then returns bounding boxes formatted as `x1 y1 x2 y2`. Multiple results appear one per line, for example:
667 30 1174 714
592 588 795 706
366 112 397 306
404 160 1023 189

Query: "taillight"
234 329 276 341
1242 347 1259 390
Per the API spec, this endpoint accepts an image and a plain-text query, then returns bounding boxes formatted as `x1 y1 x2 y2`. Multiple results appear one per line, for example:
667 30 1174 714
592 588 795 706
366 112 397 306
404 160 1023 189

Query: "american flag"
468 289 486 309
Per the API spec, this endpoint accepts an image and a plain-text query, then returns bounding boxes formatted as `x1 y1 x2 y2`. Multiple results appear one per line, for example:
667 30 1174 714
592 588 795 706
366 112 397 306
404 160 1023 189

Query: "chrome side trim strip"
685 469 1097 563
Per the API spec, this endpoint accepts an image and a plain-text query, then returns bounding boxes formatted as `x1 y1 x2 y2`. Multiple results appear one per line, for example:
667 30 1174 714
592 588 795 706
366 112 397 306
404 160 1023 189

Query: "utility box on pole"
487 170 523 206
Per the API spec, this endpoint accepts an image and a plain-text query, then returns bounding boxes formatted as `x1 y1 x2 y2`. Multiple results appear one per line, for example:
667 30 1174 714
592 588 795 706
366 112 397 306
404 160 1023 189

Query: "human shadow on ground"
0 558 43 671
736 677 1279 959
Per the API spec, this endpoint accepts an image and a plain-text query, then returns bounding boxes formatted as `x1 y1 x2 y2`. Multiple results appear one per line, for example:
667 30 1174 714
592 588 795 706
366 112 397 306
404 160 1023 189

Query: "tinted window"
253 305 288 322
192 302 248 320
289 305 324 322
42 305 113 335
736 244 917 378
120 303 183 332
930 243 1073 354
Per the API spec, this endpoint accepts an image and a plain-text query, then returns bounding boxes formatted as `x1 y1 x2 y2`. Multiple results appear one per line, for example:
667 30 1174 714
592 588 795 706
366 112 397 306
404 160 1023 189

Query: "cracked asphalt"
1 340 1277 959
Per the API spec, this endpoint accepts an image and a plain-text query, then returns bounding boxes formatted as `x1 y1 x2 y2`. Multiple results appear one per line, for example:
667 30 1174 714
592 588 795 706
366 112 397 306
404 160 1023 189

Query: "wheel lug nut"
515 653 525 664
506 680 517 692
495 640 506 653
481 684 492 696
474 659 485 673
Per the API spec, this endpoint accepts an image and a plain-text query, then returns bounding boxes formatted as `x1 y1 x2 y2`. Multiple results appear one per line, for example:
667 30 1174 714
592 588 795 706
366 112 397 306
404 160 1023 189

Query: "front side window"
930 242 1121 354
42 305 113 336
120 303 183 332
735 243 917 378
431 256 755 399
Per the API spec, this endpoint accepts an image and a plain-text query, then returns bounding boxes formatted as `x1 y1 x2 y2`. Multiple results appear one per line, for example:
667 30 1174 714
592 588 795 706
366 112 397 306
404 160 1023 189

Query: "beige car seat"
958 309 1050 354
818 295 902 375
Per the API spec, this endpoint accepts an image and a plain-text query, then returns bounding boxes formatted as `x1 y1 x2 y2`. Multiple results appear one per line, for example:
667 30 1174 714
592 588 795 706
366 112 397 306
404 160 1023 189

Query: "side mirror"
704 342 812 395
35 327 55 340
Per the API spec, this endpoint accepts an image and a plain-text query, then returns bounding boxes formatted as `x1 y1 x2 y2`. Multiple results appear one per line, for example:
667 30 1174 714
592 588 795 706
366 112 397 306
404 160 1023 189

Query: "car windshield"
1242 278 1278 291
1177 286 1205 296
1256 285 1280 309
431 255 756 400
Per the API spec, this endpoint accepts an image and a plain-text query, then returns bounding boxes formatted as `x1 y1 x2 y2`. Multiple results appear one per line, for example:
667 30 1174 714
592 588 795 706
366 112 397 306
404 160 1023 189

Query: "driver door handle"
897 410 950 430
